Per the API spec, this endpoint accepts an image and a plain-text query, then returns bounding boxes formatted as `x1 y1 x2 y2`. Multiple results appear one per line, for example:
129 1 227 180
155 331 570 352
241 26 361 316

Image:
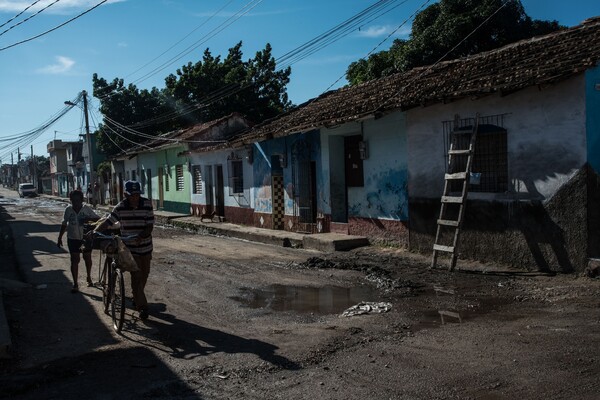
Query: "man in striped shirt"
95 180 154 320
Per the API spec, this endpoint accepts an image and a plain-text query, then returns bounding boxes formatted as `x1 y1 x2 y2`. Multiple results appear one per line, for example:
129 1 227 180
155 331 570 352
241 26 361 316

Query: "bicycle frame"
93 232 134 333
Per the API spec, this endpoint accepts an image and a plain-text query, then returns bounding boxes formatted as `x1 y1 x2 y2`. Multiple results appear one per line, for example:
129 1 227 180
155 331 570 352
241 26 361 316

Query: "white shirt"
61 204 99 240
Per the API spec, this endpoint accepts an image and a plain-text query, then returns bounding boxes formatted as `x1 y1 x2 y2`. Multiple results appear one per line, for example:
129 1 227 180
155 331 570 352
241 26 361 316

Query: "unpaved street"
1 187 600 399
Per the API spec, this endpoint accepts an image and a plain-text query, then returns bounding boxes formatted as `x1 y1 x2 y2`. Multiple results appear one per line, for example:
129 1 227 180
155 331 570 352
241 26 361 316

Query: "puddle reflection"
231 284 380 315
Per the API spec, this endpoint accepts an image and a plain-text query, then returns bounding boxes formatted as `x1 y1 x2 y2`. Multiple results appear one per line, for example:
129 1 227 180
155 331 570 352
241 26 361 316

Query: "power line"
375 0 511 111
0 0 108 52
0 0 60 38
96 0 412 133
0 0 44 29
130 0 264 87
124 0 237 81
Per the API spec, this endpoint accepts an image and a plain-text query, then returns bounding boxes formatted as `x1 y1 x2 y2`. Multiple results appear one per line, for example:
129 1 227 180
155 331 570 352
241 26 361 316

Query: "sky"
1 0 599 160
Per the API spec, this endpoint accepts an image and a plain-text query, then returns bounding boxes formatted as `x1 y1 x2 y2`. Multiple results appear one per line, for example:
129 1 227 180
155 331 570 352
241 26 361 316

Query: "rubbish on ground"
340 301 392 317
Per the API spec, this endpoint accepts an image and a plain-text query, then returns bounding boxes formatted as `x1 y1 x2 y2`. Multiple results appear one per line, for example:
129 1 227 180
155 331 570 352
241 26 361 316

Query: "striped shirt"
106 197 154 255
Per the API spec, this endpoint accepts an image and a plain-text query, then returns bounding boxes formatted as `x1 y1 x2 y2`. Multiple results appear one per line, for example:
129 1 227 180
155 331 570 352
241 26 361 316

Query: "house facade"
47 139 83 197
208 17 600 272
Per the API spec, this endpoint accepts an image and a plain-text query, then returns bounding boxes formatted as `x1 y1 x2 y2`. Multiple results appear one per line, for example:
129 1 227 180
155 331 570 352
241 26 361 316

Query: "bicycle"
90 231 137 333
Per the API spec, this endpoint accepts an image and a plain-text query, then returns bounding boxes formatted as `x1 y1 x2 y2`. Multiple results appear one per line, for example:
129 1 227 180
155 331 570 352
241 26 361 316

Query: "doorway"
215 165 225 217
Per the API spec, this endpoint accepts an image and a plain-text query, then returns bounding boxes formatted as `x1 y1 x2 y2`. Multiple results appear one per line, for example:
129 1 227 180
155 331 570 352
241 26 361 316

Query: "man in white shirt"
57 190 100 293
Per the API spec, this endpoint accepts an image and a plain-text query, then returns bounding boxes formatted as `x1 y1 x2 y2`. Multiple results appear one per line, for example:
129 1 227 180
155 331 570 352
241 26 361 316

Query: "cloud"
357 25 411 39
117 42 128 47
36 56 75 74
0 0 125 14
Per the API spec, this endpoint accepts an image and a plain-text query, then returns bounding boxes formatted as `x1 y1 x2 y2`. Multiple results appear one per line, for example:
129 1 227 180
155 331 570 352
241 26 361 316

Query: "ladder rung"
448 149 471 155
441 196 463 204
437 219 459 227
445 172 467 180
433 244 454 253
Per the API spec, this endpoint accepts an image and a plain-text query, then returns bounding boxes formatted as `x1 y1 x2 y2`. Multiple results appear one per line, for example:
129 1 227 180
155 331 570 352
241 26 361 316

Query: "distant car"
18 183 37 198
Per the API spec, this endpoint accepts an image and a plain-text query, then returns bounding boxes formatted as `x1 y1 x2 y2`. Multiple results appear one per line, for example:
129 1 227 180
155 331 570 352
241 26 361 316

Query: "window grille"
192 165 202 194
228 159 244 195
176 164 184 191
164 168 170 192
443 114 508 193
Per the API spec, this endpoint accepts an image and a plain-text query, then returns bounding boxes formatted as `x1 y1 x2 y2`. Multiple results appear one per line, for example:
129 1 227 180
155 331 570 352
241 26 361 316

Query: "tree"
346 0 563 85
92 74 176 155
164 42 291 123
93 42 291 156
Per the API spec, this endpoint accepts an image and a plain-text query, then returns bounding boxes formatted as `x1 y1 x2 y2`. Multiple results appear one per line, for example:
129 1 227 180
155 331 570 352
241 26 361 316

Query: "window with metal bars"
444 115 508 193
176 164 184 191
192 165 202 194
164 167 170 192
228 159 244 195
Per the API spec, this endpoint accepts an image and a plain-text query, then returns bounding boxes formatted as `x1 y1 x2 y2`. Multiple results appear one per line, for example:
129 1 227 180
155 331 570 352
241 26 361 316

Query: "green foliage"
92 74 174 155
346 0 563 85
164 42 291 123
96 161 112 183
93 42 291 157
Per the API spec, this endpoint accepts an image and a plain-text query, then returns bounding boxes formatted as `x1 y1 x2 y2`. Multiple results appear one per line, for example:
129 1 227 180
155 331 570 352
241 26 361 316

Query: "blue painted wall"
350 114 408 221
253 131 321 215
321 113 408 222
587 66 600 173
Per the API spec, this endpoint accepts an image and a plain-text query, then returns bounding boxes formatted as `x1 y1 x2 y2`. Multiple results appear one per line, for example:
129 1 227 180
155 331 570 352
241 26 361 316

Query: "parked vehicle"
18 183 37 198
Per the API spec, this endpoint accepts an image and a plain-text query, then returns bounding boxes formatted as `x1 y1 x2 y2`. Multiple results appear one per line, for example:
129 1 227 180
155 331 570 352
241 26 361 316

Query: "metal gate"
291 139 316 233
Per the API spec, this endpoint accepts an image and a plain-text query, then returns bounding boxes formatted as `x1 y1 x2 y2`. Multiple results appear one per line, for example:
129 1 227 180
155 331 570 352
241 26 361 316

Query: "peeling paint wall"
587 66 600 173
320 112 408 221
406 75 592 271
407 75 587 201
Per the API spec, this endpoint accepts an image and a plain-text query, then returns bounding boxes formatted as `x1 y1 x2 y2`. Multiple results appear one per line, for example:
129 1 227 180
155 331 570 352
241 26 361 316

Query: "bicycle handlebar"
92 231 138 241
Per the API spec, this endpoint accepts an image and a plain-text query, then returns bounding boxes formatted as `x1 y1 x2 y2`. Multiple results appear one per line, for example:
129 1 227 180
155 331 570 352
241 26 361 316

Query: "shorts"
67 238 92 254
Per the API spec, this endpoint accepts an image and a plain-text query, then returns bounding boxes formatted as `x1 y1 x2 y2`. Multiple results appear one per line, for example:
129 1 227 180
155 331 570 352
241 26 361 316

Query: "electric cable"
124 0 237 81
0 0 44 29
0 0 60 38
0 0 108 52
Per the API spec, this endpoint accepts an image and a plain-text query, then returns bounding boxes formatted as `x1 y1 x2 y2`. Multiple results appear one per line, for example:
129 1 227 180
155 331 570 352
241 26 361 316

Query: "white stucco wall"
189 149 253 209
320 112 408 220
123 158 138 183
138 153 157 199
407 75 587 200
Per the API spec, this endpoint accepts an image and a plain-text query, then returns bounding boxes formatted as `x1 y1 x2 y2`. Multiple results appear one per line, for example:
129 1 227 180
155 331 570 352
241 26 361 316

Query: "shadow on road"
124 303 301 370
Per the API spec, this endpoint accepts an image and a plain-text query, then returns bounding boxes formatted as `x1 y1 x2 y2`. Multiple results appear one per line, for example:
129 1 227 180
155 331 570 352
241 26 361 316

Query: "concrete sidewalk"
44 194 370 252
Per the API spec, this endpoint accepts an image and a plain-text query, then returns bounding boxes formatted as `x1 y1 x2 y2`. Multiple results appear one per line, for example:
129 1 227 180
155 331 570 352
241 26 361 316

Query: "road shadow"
126 303 301 370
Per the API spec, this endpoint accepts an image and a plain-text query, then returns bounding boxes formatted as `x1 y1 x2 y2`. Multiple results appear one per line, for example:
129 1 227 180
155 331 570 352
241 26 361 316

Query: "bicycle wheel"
111 267 126 333
101 258 111 315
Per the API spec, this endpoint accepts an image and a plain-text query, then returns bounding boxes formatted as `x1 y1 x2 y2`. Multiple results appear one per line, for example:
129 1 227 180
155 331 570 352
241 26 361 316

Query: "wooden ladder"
431 114 480 271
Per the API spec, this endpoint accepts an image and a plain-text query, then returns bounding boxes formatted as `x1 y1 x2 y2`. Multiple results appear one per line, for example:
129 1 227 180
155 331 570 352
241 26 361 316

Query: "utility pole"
82 91 96 201
31 145 36 189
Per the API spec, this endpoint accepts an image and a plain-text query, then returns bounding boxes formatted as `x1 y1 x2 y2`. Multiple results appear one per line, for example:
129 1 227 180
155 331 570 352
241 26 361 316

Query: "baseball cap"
124 180 142 195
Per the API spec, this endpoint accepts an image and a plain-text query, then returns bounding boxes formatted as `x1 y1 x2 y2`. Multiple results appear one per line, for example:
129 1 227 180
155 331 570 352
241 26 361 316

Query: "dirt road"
1 187 600 399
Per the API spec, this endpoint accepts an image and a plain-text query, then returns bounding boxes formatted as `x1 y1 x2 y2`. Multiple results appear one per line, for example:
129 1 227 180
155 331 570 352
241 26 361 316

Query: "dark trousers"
131 254 152 311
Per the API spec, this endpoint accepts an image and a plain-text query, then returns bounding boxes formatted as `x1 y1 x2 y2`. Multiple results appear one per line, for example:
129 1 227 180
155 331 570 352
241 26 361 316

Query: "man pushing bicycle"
92 181 154 320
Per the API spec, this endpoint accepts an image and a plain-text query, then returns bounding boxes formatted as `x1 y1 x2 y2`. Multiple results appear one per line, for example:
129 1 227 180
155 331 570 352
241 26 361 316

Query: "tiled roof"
121 112 251 155
229 16 600 146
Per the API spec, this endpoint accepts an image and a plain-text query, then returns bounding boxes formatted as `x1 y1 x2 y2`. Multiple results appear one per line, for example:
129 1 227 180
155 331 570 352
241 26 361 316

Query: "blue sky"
1 0 599 159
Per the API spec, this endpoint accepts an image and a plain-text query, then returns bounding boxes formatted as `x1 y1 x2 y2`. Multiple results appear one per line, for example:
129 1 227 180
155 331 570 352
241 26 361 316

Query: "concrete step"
303 234 370 252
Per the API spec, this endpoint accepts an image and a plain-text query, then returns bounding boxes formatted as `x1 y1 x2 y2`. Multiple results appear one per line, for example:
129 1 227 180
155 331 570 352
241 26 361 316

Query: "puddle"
231 284 380 315
414 290 514 329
